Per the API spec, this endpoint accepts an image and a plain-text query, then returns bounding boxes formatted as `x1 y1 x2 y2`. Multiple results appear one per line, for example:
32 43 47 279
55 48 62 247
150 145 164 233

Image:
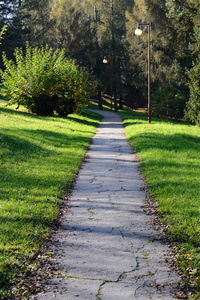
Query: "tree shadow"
0 105 102 125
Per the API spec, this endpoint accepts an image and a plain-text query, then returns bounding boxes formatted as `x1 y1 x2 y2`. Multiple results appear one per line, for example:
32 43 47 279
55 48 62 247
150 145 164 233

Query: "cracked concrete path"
33 110 181 299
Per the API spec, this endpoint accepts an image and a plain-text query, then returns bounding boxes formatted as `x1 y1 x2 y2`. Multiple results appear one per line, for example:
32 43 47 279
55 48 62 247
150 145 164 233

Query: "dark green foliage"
124 86 146 109
152 85 188 120
185 54 200 125
0 1 28 68
0 25 7 43
29 94 58 116
126 0 200 122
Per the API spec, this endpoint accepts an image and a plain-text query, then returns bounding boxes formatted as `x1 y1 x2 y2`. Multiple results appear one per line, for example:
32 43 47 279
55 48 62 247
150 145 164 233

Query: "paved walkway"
33 111 180 299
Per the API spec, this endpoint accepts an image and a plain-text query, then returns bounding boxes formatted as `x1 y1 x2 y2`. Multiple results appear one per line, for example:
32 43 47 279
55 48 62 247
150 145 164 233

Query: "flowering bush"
0 45 90 116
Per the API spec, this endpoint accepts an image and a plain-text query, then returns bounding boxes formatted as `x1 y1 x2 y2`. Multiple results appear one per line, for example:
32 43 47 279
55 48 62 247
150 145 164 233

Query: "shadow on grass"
22 128 91 148
0 105 45 120
0 123 93 205
122 115 200 248
0 108 101 229
67 110 102 127
130 132 200 152
0 105 101 125
0 101 103 297
121 113 192 127
0 105 101 163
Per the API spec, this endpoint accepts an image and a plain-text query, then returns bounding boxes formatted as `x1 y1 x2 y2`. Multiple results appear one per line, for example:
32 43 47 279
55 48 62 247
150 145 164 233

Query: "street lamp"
135 23 151 124
103 56 113 111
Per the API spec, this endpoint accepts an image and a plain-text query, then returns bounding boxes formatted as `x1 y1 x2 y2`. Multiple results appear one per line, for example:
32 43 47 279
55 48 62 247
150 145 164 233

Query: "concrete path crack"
31 110 181 300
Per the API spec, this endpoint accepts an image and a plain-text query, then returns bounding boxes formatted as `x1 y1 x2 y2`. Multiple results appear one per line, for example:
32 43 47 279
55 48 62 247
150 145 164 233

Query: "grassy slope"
1 96 200 298
0 100 101 298
120 112 200 299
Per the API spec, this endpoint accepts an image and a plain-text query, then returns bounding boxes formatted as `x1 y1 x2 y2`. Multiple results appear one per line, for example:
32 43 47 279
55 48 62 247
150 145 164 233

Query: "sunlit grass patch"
120 113 200 298
0 100 101 297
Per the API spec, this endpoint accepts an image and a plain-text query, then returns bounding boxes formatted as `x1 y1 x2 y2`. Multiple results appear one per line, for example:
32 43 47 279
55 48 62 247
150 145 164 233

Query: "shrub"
0 45 90 116
185 55 200 125
54 61 89 116
151 84 187 120
124 87 146 109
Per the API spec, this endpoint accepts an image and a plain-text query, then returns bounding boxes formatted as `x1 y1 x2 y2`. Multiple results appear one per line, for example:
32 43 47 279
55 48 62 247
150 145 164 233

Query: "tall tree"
22 0 54 46
0 1 27 66
0 0 54 68
49 0 134 109
125 0 199 119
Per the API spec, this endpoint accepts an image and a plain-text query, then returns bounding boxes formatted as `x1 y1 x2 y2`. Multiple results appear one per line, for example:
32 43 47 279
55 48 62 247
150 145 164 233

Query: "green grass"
0 100 101 298
120 112 200 299
87 96 116 111
1 96 199 298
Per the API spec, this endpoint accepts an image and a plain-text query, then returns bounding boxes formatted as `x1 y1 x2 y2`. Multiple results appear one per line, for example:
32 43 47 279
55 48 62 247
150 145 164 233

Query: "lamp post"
135 23 151 124
103 56 113 111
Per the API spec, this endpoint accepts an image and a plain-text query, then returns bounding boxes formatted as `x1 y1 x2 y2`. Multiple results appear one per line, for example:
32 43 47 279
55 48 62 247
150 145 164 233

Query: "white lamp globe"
135 28 142 36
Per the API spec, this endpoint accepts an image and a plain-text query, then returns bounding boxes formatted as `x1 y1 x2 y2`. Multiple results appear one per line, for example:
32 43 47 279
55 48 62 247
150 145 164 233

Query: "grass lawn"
120 112 200 299
1 96 200 299
0 100 102 298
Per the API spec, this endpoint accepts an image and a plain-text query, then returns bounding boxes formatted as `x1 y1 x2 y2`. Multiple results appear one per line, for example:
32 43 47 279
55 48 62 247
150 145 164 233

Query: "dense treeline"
127 0 200 124
0 0 199 124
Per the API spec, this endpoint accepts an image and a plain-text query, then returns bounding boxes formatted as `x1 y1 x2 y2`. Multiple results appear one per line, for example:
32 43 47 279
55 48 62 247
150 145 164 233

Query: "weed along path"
32 111 181 300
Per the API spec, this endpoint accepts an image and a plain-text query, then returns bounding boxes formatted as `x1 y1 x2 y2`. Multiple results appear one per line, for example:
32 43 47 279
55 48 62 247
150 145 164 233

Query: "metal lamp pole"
135 23 151 124
103 56 113 111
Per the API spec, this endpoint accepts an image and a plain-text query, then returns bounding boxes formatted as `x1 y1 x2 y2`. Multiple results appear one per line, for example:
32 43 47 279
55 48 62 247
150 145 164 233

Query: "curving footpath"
32 110 181 300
